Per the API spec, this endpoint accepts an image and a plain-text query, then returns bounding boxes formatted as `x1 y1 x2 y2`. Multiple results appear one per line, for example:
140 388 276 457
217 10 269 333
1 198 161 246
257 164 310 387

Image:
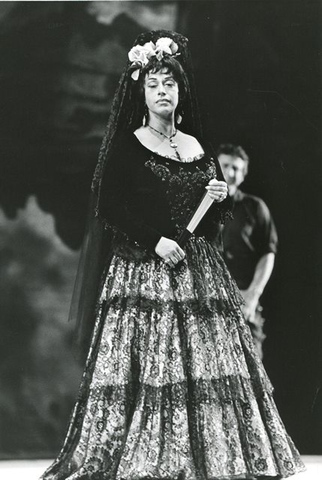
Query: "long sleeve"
207 143 233 221
196 145 233 239
98 135 163 251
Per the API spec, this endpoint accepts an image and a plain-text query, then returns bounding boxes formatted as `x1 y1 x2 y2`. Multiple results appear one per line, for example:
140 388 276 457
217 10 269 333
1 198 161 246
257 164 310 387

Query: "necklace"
148 124 178 149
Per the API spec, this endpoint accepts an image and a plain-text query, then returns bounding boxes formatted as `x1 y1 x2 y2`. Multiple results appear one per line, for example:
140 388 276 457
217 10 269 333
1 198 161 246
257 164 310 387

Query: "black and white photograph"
0 1 321 479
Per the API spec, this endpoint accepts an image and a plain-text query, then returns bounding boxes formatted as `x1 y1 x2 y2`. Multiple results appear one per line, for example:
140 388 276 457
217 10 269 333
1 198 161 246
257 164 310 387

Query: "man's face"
218 154 247 196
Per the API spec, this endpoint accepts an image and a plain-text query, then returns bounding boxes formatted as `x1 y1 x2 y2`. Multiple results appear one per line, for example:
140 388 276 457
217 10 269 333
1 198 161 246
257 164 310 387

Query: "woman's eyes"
147 82 176 88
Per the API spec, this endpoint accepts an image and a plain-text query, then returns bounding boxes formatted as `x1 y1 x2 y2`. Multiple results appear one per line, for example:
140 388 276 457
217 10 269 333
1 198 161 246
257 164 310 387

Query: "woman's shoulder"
133 126 148 141
177 131 215 154
174 130 206 160
113 130 138 149
177 130 201 145
102 131 146 174
109 130 144 158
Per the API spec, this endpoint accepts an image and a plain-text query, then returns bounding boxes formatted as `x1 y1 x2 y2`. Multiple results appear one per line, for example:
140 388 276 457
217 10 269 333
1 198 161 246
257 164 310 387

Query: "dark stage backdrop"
0 1 321 459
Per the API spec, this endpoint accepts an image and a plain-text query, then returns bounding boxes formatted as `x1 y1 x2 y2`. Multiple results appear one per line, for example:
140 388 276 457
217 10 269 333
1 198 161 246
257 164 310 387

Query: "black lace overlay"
41 232 305 480
145 155 218 237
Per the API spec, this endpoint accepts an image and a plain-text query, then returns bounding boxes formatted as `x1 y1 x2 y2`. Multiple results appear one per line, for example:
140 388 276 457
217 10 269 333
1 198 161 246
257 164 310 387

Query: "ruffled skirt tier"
41 237 305 480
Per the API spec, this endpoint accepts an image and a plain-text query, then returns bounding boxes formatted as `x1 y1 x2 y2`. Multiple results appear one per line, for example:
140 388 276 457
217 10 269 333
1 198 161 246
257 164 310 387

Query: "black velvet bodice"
99 133 231 251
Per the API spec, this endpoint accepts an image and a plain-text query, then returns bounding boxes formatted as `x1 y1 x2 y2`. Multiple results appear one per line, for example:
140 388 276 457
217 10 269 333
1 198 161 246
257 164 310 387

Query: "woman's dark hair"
92 30 202 194
130 55 190 128
71 31 223 358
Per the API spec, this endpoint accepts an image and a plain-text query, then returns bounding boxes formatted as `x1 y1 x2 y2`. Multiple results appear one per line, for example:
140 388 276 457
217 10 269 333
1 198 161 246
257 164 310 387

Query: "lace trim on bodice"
152 152 205 163
145 155 218 235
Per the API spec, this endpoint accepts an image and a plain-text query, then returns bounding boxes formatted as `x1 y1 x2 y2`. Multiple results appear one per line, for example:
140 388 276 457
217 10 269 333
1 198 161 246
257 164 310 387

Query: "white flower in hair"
155 37 178 55
128 42 155 80
142 41 157 57
128 46 147 66
128 37 179 80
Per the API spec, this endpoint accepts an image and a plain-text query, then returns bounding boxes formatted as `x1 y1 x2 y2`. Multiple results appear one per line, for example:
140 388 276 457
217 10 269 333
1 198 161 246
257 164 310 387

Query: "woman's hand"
155 237 185 267
206 179 228 202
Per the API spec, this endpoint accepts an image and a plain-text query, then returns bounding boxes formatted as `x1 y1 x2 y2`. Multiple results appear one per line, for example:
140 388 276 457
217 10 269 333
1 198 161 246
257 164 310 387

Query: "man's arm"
240 252 275 322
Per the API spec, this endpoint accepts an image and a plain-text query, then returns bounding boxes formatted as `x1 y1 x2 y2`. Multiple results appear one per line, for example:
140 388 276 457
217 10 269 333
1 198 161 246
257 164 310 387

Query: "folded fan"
178 192 214 247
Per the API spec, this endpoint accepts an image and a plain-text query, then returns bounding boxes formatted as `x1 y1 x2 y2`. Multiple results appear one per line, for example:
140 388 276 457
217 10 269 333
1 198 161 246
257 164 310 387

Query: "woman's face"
144 70 179 120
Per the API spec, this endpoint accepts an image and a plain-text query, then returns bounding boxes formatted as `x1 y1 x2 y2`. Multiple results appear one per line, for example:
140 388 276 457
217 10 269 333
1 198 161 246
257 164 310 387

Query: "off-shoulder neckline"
132 132 206 164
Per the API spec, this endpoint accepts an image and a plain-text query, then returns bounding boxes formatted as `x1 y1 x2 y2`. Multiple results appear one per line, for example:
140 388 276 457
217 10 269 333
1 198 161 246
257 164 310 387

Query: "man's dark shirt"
221 189 278 290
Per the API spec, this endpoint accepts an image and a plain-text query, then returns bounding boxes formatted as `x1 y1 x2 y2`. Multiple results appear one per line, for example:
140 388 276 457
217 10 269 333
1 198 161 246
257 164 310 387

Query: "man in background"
217 144 278 359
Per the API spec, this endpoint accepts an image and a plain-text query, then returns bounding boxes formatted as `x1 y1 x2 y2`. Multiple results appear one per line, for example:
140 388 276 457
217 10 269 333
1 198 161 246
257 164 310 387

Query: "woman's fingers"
175 246 185 260
165 258 175 267
206 188 228 202
206 179 228 202
155 237 185 266
208 179 227 187
164 246 185 267
167 251 184 266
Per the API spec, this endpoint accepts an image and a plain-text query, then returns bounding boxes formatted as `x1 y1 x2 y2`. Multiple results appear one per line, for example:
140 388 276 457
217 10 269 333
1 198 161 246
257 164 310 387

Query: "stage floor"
0 456 321 479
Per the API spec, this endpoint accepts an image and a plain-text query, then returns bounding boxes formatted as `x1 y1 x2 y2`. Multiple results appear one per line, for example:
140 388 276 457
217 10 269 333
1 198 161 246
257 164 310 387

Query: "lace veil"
69 30 208 361
92 30 202 198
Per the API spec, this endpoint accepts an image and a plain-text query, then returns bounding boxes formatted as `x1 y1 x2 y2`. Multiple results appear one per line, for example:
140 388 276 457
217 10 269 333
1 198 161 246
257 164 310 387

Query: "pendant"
170 142 178 148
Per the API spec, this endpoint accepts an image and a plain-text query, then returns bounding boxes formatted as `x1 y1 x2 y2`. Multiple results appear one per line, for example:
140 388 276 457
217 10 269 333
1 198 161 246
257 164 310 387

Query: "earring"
142 106 148 126
176 113 182 125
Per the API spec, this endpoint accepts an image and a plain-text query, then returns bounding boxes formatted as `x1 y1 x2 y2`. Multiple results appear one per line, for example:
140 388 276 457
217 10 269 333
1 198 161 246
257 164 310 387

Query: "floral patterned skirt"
40 237 305 480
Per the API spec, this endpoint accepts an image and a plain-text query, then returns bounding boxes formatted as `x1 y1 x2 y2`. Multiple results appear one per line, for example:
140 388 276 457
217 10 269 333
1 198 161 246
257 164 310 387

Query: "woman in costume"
40 30 305 480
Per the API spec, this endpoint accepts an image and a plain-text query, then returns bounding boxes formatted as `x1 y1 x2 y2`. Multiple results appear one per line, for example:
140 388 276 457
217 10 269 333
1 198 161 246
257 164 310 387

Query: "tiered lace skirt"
41 237 305 480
